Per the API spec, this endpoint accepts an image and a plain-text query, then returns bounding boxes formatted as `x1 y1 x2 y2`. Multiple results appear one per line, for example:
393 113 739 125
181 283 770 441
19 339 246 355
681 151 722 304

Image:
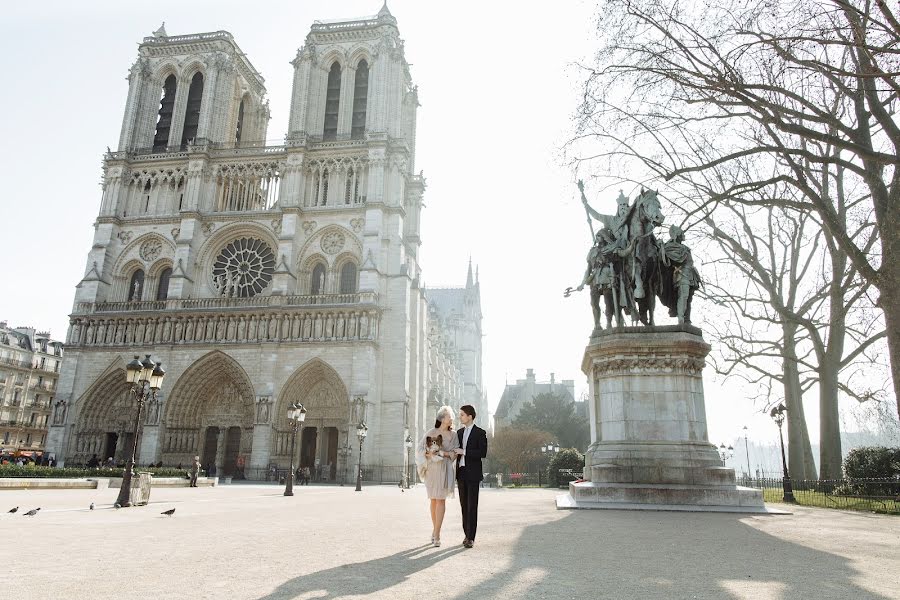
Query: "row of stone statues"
568 181 701 329
68 310 379 347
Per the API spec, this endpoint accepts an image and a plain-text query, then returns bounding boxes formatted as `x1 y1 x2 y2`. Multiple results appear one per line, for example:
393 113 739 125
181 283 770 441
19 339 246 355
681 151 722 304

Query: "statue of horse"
627 188 665 325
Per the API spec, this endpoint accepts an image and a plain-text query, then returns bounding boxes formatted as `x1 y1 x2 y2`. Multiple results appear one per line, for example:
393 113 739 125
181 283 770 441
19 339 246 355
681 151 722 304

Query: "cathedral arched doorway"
163 351 255 476
274 359 350 482
71 363 142 465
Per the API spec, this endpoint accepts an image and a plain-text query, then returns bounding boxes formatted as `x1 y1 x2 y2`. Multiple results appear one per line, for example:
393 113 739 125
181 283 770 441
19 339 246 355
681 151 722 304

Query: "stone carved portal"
71 366 142 465
163 351 255 475
274 359 350 481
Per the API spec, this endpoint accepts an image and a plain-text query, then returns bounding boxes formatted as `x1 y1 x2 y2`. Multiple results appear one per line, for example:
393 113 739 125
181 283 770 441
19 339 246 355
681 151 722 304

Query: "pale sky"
0 0 809 460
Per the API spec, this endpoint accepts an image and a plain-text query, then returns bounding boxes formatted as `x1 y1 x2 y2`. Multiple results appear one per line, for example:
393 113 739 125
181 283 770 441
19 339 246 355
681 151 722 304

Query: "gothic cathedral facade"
46 6 483 482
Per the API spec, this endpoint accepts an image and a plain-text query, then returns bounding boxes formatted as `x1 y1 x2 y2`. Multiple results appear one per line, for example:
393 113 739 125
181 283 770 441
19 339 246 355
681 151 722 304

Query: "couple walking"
415 404 488 549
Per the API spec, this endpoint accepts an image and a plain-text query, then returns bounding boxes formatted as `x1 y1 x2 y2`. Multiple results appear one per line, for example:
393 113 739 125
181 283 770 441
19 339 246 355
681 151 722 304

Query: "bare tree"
570 0 900 419
491 428 553 473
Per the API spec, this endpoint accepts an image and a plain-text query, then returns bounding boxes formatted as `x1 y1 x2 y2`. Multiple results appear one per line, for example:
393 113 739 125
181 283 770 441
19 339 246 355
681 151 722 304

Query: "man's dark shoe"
463 540 474 548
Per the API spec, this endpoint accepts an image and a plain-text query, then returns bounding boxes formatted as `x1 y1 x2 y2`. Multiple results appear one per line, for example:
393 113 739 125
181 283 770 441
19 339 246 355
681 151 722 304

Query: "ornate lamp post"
338 441 351 486
115 355 165 507
540 443 559 487
402 433 413 489
717 443 734 467
284 402 307 497
769 403 797 503
355 421 367 492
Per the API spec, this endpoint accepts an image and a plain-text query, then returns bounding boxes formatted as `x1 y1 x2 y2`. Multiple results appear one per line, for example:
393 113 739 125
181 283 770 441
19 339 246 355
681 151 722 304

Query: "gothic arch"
319 49 346 70
151 62 180 85
70 359 138 464
295 224 361 274
163 350 255 430
347 47 373 69
274 358 350 430
113 233 176 275
180 59 208 81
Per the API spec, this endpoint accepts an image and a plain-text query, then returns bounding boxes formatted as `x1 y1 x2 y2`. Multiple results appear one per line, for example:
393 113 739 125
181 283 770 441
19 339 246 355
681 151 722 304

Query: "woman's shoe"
433 537 441 547
430 535 435 545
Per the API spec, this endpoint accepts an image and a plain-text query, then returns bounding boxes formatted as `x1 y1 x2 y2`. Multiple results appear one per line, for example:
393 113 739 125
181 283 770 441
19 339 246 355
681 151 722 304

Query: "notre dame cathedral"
46 4 486 482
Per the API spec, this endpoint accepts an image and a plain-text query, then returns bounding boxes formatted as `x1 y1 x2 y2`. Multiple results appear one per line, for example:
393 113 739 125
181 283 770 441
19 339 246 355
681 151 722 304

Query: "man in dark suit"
455 404 488 548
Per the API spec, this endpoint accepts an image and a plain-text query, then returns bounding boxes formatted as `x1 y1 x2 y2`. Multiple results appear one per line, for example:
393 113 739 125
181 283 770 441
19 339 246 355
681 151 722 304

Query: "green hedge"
842 446 900 479
0 465 190 479
548 448 584 487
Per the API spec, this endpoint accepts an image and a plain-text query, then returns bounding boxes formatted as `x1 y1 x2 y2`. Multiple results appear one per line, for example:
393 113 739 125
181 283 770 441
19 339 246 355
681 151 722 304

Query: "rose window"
212 237 276 298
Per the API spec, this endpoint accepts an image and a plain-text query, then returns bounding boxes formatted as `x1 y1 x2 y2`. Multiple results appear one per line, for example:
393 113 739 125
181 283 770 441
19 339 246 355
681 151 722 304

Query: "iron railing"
742 476 900 514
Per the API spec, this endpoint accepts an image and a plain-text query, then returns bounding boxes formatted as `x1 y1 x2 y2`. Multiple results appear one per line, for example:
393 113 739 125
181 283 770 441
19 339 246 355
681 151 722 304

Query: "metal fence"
482 468 582 488
741 477 900 514
236 465 416 486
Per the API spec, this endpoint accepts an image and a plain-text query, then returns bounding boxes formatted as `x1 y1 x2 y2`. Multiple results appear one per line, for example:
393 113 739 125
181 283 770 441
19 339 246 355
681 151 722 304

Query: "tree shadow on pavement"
255 544 464 600
451 510 894 600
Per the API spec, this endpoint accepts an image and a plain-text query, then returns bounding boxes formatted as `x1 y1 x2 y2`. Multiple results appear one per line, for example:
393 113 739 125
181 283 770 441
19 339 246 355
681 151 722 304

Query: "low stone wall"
0 477 217 490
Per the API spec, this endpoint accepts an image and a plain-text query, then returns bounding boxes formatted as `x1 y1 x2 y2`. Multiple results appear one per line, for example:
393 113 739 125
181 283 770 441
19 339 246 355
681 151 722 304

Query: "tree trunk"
818 360 843 479
880 273 900 421
783 326 817 479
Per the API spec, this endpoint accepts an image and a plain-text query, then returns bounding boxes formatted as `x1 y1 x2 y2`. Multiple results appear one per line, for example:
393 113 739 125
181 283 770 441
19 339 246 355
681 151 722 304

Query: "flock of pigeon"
8 505 176 516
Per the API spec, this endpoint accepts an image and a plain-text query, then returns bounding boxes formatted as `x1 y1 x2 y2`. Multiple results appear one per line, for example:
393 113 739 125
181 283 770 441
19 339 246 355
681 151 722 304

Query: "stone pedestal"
557 325 769 513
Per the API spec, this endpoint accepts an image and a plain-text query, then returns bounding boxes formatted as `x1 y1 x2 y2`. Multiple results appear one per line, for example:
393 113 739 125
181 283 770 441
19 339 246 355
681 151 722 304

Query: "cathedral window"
321 168 330 206
180 72 204 149
152 75 177 152
128 270 145 302
323 63 342 141
156 267 172 301
351 60 368 140
345 168 354 205
212 237 276 298
339 262 358 294
311 263 327 295
235 97 245 144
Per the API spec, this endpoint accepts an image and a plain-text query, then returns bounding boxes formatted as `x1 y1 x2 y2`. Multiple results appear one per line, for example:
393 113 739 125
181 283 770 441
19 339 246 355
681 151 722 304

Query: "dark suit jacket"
456 424 488 482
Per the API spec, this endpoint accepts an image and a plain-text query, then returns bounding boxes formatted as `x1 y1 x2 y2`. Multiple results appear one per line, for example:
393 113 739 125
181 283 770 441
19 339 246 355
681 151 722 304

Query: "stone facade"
46 6 477 482
0 322 63 459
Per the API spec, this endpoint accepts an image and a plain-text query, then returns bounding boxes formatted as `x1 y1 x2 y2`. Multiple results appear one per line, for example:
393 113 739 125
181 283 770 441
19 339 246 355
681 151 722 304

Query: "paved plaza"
0 484 897 599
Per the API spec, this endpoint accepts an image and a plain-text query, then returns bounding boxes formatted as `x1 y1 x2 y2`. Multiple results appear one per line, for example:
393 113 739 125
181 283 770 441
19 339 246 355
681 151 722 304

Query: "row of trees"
569 0 899 478
490 393 590 473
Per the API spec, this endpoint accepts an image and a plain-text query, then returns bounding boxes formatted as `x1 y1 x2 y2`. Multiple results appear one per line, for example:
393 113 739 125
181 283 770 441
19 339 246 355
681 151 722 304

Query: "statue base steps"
571 327 772 513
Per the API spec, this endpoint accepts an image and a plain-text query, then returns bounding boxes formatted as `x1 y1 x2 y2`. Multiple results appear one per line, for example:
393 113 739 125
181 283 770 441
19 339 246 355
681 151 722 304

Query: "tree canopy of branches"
490 428 554 473
512 392 591 451
569 0 899 424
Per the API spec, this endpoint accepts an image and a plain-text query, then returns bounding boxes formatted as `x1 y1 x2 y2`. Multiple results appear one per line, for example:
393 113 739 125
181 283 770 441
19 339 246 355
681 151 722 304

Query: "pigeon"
90 502 95 511
7 507 17 514
24 508 40 516
161 508 176 517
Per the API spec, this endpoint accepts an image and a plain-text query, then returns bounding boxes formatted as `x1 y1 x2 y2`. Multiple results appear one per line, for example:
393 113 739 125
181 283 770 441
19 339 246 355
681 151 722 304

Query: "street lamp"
717 443 734 466
116 355 165 508
403 433 413 489
355 421 367 492
769 403 797 503
284 402 307 497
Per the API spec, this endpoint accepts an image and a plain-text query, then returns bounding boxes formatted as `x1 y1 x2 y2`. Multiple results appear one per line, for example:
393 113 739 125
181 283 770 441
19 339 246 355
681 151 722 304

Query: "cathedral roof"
425 287 467 319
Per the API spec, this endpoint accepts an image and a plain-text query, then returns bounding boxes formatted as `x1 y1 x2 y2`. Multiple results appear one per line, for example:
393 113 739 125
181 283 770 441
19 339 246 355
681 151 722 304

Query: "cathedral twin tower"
47 6 485 481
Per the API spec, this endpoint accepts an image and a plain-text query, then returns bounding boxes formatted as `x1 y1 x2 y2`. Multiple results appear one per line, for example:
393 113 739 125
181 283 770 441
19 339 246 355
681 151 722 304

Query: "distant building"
424 260 486 426
0 322 64 459
493 369 578 430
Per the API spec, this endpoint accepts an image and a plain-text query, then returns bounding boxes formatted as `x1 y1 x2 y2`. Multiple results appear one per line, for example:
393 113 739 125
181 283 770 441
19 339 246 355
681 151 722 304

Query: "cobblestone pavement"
0 484 897 599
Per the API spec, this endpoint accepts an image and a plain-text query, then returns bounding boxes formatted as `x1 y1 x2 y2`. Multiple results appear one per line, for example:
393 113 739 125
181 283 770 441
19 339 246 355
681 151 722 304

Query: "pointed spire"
475 265 480 286
378 1 392 18
153 22 167 38
466 257 474 288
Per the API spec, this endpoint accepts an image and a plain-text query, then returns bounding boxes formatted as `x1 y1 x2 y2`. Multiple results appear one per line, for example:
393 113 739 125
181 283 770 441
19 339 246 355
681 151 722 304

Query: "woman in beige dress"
415 405 460 547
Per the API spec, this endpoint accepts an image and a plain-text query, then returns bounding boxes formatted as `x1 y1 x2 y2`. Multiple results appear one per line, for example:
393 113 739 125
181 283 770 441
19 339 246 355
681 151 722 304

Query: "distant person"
87 454 100 468
105 457 115 468
189 456 201 487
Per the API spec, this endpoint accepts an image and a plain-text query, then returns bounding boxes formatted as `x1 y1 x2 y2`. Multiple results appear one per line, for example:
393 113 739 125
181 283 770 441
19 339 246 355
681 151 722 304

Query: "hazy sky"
0 0 809 458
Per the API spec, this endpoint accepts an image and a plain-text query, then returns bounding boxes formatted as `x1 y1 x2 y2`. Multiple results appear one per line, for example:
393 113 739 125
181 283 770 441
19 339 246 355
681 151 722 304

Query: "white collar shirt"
461 424 474 467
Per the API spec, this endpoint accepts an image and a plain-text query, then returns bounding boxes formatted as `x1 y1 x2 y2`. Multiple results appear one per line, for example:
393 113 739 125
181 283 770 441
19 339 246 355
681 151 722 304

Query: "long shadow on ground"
256 544 464 599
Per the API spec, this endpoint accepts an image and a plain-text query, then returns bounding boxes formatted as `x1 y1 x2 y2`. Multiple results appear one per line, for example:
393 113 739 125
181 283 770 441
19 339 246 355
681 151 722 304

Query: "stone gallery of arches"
46 6 487 481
